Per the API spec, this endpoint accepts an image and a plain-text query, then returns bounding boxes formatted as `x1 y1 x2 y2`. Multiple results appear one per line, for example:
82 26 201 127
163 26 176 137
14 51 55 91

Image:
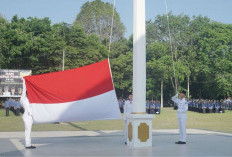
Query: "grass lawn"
0 108 231 133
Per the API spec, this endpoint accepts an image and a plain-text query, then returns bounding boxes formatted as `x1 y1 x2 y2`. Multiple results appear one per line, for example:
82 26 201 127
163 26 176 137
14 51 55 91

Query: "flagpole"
133 0 146 113
126 0 154 148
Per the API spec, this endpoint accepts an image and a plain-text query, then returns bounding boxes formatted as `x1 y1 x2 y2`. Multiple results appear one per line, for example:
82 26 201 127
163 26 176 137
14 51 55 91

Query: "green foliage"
110 51 133 98
74 0 125 43
0 16 108 75
146 13 232 100
0 10 231 101
0 14 7 66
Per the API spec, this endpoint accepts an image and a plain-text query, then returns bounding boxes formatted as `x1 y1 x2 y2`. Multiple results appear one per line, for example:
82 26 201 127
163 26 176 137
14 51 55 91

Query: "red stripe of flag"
24 59 114 104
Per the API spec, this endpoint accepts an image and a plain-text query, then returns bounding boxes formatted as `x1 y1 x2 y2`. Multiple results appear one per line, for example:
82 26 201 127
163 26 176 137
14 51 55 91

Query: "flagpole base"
126 114 154 147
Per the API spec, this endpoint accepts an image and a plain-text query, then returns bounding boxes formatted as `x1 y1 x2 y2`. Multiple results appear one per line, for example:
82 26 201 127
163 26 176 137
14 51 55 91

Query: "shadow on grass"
66 122 88 131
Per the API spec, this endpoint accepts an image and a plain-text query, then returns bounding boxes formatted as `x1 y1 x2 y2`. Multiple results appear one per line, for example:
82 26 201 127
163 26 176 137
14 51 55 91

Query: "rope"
164 0 178 93
108 0 115 58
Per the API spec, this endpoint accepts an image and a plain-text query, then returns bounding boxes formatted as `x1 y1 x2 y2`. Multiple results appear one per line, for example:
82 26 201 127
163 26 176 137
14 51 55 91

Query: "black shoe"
175 141 186 144
124 141 127 145
26 145 36 149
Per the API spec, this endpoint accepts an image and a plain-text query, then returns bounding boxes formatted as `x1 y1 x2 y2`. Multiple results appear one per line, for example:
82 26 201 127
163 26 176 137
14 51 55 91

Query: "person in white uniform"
20 79 36 149
171 90 188 144
123 94 133 145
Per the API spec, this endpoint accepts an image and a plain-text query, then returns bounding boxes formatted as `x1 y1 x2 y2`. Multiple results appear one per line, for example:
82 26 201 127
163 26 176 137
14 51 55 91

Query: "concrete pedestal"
126 114 154 147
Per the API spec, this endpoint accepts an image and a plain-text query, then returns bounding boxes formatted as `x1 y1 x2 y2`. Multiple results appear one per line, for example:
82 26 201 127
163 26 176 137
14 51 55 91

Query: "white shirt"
171 94 188 114
3 92 11 96
123 100 133 120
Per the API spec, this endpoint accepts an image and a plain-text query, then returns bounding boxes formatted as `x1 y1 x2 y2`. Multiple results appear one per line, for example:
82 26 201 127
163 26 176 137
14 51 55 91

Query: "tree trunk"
171 77 178 93
187 76 190 98
174 77 178 93
161 79 164 108
170 77 175 90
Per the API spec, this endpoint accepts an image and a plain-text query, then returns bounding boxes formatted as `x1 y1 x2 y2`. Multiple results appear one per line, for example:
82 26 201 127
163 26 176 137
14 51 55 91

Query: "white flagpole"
133 0 146 113
126 0 154 148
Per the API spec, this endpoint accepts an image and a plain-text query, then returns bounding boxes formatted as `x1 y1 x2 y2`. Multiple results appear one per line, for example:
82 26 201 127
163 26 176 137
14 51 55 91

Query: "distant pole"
62 49 65 71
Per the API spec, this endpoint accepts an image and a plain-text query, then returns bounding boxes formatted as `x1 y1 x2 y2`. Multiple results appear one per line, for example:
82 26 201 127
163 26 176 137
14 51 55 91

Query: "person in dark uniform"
191 99 195 111
118 99 124 113
187 99 192 111
224 99 229 110
202 100 206 113
149 100 155 114
212 100 216 113
146 100 150 114
5 98 10 116
156 101 161 114
208 100 213 113
221 100 225 113
215 100 220 113
8 98 15 113
192 99 196 112
15 98 21 116
229 100 232 110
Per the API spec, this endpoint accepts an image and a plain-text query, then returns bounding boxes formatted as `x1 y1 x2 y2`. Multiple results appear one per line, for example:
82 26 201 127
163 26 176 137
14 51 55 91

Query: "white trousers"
178 116 186 142
23 115 33 147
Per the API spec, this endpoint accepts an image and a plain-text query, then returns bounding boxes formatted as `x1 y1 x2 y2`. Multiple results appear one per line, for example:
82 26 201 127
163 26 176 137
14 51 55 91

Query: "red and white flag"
24 59 121 124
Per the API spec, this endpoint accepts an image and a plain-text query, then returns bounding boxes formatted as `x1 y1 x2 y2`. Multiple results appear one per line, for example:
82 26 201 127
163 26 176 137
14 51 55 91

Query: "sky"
0 0 231 38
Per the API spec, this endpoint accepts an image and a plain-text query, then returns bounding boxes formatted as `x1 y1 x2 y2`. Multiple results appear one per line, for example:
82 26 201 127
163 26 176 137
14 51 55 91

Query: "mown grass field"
0 108 231 133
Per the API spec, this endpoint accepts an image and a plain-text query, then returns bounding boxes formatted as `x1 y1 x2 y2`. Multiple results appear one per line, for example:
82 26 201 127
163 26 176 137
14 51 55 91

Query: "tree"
147 42 173 105
108 36 132 98
146 13 191 94
0 16 108 75
191 21 232 99
0 14 7 68
110 52 133 98
74 0 125 44
65 25 108 69
1 13 231 101
146 13 232 101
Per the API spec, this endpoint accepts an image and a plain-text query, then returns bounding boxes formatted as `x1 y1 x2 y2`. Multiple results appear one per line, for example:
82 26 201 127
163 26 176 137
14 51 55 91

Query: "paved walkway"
0 129 232 156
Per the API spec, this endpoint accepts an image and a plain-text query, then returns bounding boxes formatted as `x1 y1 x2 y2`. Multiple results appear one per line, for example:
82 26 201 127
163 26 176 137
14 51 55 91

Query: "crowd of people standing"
118 99 161 114
1 96 232 116
0 98 23 116
187 98 232 113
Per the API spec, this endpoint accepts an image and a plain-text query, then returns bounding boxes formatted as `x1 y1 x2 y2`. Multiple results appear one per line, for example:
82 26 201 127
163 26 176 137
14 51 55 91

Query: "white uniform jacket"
171 94 188 118
123 100 132 120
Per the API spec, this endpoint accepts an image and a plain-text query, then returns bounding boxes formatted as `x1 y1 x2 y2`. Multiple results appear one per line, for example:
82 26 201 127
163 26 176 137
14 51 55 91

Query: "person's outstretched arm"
171 94 180 104
20 78 26 107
